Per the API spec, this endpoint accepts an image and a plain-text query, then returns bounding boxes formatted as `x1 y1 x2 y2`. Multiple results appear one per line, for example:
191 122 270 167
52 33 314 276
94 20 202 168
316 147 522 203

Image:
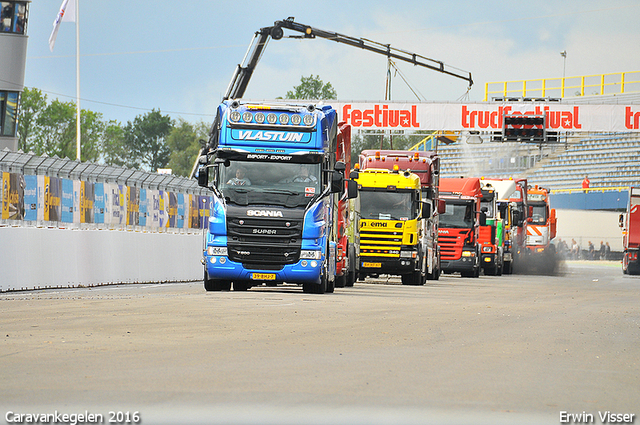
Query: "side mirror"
198 166 209 187
421 201 431 219
347 179 358 199
479 211 487 227
511 209 521 227
335 161 346 173
349 169 359 179
438 199 446 215
331 171 344 193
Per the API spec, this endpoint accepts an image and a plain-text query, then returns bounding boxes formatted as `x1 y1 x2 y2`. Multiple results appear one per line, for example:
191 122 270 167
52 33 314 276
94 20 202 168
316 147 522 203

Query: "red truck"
620 187 640 275
334 122 355 287
438 177 484 277
358 149 443 280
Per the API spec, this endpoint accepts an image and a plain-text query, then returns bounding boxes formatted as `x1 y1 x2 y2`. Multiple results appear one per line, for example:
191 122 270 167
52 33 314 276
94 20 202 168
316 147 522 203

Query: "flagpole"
75 0 81 161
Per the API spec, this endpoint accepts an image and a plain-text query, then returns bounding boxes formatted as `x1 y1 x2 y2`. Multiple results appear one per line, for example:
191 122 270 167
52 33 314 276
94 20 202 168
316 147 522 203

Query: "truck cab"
438 177 484 278
479 183 504 275
198 100 356 293
352 166 426 285
358 149 442 280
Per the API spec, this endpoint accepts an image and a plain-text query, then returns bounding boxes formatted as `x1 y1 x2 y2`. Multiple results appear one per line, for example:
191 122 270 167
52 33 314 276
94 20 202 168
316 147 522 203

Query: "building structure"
0 1 29 151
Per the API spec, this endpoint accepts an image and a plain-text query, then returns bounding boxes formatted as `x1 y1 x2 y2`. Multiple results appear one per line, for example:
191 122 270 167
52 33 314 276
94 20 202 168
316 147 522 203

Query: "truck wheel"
401 271 422 285
346 243 356 287
233 280 249 291
335 273 347 288
484 265 497 276
204 269 231 291
503 261 512 274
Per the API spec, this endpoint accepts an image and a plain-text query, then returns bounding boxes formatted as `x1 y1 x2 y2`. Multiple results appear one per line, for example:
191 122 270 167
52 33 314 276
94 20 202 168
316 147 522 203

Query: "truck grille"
359 229 403 257
438 234 463 260
227 216 302 266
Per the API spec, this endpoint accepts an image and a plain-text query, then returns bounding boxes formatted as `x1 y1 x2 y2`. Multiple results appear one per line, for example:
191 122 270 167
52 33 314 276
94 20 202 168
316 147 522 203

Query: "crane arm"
224 17 473 101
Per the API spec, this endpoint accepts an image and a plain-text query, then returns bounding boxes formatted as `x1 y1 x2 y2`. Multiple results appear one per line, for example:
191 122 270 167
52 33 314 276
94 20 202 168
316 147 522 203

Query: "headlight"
279 113 289 124
229 111 241 123
303 114 314 126
291 114 302 125
400 251 417 258
207 246 228 256
254 112 265 124
266 113 277 124
482 246 492 253
462 250 474 257
242 112 253 123
300 250 321 259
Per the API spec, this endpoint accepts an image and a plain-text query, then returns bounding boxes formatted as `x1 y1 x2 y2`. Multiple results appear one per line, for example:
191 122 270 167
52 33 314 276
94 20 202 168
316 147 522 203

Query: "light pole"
560 50 567 79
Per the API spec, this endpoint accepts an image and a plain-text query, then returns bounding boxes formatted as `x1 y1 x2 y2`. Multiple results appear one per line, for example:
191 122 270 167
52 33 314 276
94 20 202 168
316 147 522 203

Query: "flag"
48 0 76 51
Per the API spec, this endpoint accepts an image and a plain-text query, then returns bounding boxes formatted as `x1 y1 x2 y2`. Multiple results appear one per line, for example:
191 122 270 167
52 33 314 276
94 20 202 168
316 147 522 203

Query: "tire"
303 264 328 294
401 270 422 285
503 261 512 274
204 269 231 291
346 243 356 287
335 273 347 288
233 280 249 291
483 266 497 276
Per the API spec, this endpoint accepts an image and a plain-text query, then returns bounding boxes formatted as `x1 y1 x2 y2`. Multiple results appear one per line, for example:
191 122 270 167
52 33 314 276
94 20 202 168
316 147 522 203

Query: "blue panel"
550 190 629 210
23 174 37 221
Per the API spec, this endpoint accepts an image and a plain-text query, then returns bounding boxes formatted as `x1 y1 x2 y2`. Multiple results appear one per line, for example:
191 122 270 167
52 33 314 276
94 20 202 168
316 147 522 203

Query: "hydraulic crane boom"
224 16 473 101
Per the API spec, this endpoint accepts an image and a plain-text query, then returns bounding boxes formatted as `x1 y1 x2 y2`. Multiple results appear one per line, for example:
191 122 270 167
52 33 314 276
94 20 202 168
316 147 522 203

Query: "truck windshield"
359 190 417 221
439 201 474 229
529 202 547 224
218 161 321 208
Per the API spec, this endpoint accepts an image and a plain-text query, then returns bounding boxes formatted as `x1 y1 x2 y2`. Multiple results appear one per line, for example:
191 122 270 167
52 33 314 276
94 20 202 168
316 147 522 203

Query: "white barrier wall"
0 227 203 292
555 209 623 252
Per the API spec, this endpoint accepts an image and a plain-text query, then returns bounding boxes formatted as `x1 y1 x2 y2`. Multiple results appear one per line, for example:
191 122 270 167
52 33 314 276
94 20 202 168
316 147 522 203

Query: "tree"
100 120 127 167
166 119 209 177
285 75 337 100
17 87 102 162
17 87 46 152
123 109 173 172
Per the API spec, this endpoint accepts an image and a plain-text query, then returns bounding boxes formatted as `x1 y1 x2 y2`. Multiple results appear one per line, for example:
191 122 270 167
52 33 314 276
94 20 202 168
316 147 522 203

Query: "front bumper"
204 255 323 284
359 256 419 276
441 256 476 273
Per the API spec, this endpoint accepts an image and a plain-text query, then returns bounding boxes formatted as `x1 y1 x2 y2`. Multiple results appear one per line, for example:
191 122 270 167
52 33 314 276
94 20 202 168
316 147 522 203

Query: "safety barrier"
0 150 212 291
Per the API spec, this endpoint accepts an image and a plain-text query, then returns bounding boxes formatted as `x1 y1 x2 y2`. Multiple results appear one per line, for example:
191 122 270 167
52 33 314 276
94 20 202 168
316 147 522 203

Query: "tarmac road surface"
1 261 639 425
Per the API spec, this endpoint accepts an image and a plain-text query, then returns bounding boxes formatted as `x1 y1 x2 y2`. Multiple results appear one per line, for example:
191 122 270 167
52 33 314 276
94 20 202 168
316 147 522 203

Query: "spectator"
605 242 611 260
582 175 590 189
588 241 595 260
571 239 580 260
599 241 606 260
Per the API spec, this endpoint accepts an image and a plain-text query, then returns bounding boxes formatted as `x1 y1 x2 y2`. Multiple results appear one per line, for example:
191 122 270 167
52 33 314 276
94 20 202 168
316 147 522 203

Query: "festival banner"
331 102 640 132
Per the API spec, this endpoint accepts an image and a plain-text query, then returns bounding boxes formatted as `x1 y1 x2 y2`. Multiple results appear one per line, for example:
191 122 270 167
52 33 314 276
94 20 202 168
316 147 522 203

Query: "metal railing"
484 71 640 101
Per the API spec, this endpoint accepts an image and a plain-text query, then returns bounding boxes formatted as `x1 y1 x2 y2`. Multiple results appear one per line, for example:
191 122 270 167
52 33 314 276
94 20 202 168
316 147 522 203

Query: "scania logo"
253 229 277 234
247 210 283 218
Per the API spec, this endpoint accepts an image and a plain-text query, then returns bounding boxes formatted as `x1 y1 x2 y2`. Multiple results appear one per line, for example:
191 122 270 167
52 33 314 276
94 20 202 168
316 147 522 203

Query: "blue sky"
24 0 640 125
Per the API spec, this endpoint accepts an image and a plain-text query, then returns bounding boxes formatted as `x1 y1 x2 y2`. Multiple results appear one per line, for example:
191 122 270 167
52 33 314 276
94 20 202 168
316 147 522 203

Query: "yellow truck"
351 166 427 285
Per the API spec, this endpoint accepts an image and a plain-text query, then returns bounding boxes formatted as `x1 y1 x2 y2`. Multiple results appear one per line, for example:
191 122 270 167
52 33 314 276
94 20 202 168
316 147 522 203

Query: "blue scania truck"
197 100 356 293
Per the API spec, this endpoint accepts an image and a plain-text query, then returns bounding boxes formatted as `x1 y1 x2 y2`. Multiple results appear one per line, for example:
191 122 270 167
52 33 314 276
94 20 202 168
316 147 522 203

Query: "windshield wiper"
266 189 299 196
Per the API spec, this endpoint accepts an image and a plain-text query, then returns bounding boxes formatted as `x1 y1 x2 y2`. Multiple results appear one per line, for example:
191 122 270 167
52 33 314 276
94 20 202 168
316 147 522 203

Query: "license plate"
362 262 382 268
252 273 276 280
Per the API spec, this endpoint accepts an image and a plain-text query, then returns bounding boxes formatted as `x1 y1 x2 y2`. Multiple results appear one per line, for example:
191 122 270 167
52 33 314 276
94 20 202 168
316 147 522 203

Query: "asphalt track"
1 260 639 425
